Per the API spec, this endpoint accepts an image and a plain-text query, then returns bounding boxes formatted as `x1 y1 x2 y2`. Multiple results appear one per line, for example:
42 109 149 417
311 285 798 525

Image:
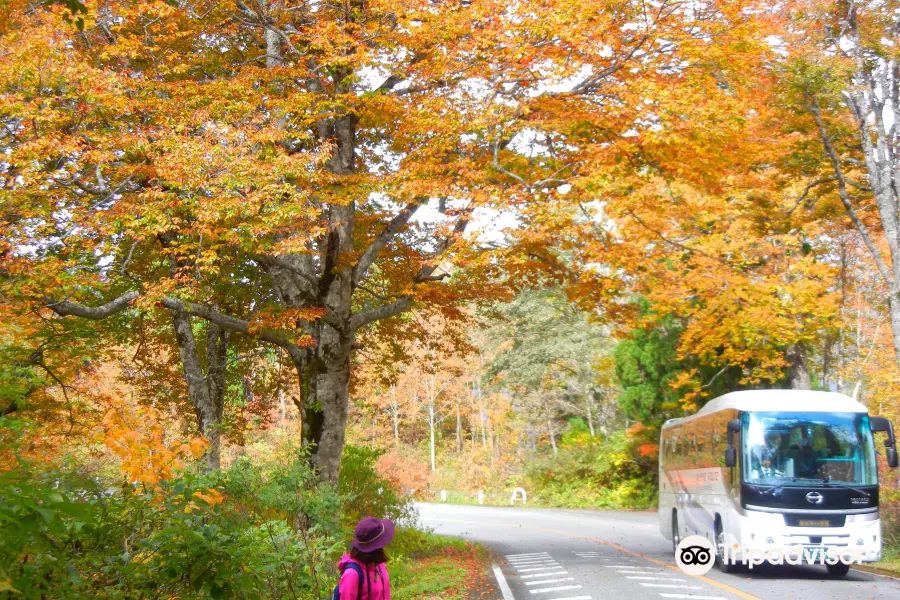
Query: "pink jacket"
337 554 391 600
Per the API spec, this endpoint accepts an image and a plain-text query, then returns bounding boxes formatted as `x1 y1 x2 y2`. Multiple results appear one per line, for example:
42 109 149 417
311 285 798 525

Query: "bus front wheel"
714 517 738 574
671 511 680 554
826 562 851 577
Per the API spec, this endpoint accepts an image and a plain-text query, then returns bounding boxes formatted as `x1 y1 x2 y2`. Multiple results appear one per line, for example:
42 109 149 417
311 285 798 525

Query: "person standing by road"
335 517 394 600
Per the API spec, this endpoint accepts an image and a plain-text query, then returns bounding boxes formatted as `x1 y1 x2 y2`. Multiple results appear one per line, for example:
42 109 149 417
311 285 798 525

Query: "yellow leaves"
97 399 208 490
192 488 225 506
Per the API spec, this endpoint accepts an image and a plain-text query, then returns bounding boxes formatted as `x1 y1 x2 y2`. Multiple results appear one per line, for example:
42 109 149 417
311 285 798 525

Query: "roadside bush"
340 445 417 529
525 419 657 510
0 451 343 600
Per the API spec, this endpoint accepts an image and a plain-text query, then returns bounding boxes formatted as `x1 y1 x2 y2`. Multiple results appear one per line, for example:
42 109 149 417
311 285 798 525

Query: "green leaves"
49 1 88 31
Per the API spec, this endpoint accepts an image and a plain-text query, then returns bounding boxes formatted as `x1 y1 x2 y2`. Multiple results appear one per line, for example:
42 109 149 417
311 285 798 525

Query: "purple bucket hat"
352 516 395 552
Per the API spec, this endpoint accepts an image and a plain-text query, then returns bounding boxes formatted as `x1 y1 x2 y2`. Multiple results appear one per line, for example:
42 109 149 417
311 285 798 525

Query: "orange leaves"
98 400 208 488
637 443 659 458
246 307 326 347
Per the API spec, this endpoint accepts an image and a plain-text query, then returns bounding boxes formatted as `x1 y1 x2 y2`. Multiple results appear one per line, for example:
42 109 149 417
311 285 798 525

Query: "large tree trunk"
312 325 353 482
786 345 811 391
171 310 228 470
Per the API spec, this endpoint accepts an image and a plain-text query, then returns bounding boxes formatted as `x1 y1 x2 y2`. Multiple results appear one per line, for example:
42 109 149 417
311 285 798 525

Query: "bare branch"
349 296 413 331
44 291 140 320
811 96 895 289
353 199 424 286
159 297 309 351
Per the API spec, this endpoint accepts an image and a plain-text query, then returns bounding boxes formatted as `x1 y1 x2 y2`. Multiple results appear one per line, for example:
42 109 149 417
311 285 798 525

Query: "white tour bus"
659 390 898 576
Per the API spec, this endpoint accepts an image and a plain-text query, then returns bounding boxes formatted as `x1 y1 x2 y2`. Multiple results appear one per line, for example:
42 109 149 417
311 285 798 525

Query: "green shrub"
525 420 657 510
0 452 343 600
339 445 416 529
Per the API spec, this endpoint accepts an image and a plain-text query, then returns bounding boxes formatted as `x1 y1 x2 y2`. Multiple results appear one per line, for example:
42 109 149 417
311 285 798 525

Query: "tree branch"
159 298 309 351
811 96 895 289
353 199 424 287
349 296 413 331
43 291 140 320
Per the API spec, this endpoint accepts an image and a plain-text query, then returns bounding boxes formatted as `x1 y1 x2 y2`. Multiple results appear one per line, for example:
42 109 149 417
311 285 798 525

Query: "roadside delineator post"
440 490 447 501
510 487 527 505
478 490 485 505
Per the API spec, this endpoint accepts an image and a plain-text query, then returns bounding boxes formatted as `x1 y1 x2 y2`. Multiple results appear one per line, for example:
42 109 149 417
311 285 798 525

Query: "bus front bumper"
730 509 882 564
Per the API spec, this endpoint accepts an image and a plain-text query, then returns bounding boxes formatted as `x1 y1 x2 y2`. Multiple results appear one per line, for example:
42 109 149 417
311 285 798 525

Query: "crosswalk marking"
524 577 575 586
519 571 568 579
529 584 583 594
640 583 703 589
516 565 567 572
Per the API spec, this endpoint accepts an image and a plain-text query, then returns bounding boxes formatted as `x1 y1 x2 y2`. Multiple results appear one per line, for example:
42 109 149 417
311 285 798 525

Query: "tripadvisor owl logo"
675 535 716 576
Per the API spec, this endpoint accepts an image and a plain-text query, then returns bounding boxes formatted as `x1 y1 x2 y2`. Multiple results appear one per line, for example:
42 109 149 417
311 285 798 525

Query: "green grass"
390 533 486 600
871 543 900 575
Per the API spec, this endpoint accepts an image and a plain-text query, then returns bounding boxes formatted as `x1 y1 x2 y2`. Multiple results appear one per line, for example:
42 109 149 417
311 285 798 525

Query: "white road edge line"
492 565 516 600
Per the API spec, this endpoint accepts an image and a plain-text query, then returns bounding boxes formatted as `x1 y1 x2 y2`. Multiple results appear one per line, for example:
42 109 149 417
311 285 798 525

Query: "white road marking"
625 576 687 581
516 566 568 572
507 552 551 558
529 585 582 594
492 565 516 600
510 560 559 566
524 578 575 586
519 571 568 579
508 558 556 563
541 597 591 600
603 565 655 569
658 595 726 600
639 583 702 589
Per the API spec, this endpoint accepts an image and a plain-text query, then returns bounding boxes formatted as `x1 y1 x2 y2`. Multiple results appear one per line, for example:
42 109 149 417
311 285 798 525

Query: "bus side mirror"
871 417 899 468
725 447 737 468
725 419 740 468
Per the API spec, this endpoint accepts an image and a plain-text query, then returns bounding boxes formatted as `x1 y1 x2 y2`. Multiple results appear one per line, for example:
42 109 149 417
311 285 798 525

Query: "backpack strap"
345 562 364 599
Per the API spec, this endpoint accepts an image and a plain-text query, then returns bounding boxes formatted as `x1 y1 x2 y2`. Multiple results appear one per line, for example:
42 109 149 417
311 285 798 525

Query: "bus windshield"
742 412 877 486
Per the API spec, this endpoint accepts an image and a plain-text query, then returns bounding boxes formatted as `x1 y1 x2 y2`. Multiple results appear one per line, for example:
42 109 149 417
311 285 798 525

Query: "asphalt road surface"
417 503 900 600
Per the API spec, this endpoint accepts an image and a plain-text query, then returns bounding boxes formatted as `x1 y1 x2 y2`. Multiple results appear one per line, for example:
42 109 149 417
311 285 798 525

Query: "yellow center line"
426 517 762 600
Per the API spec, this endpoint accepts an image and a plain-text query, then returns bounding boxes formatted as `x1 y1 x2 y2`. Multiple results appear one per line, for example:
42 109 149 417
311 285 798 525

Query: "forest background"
3 0 900 598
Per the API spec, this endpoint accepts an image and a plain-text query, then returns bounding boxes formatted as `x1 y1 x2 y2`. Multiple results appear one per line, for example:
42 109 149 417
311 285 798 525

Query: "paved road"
418 503 900 600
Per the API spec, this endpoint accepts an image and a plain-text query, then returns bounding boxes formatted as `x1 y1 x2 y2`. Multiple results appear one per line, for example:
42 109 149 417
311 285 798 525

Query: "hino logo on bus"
806 492 824 505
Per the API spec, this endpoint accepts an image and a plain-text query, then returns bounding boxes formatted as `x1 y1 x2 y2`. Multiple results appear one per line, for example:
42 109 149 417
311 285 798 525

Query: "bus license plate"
798 519 830 527
803 547 826 562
